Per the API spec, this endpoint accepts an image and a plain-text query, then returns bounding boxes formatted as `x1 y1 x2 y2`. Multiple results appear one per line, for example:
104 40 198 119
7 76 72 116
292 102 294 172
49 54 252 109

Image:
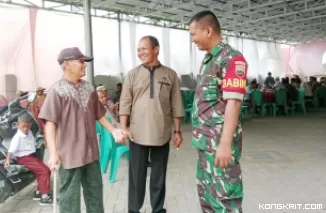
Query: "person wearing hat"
36 87 46 102
38 47 130 213
32 86 46 115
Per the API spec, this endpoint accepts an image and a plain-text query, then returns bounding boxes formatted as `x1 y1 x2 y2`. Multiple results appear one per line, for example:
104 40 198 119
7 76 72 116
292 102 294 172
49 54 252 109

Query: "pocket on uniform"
198 75 218 102
211 164 243 200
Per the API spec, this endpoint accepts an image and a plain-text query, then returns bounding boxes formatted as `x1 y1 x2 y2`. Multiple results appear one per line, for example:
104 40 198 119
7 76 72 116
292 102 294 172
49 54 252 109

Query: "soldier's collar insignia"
210 43 223 57
204 43 223 64
203 54 213 64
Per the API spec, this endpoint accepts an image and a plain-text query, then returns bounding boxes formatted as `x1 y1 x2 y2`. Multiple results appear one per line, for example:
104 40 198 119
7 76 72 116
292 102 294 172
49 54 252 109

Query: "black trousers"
128 141 170 213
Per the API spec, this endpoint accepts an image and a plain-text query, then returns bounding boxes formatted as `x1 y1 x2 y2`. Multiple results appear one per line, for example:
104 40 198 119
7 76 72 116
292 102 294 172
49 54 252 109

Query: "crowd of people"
244 72 325 105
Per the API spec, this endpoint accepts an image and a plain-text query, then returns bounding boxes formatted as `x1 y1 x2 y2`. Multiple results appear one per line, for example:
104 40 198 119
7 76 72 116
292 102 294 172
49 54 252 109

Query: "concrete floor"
1 112 326 213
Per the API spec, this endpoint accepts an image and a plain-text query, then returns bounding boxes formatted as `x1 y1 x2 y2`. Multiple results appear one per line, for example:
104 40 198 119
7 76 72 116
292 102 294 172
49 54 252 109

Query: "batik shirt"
39 79 106 169
192 43 248 150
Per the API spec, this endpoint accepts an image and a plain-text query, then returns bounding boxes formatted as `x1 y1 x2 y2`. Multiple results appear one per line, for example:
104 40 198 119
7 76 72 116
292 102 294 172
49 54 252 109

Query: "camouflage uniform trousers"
195 133 243 213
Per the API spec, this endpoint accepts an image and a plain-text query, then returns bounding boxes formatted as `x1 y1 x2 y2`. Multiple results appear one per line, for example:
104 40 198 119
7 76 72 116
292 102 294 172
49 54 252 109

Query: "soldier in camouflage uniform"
189 11 248 213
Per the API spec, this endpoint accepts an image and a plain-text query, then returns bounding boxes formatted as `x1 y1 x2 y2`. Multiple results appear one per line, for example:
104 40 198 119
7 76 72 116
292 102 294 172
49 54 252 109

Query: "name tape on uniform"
222 78 246 89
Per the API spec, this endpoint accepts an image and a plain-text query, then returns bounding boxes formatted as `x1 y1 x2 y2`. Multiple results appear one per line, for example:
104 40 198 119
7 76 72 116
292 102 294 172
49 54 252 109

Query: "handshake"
112 128 132 145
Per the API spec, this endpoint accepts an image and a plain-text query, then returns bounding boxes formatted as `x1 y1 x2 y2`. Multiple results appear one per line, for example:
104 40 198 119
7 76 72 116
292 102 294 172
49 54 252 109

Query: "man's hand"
4 159 10 168
122 128 133 142
112 128 132 146
112 128 124 142
48 152 60 171
214 143 232 168
173 133 183 149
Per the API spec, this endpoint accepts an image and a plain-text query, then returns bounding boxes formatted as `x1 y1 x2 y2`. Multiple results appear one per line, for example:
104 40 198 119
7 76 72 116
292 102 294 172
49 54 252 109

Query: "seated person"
244 80 257 102
247 79 258 92
291 78 299 89
4 114 55 205
301 78 313 99
294 75 302 88
310 76 321 95
283 78 298 104
96 86 120 128
273 77 285 90
320 77 325 86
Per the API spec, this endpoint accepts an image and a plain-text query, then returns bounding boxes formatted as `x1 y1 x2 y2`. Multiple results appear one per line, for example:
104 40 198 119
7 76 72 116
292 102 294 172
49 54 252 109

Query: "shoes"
39 195 59 206
33 191 53 201
33 191 41 201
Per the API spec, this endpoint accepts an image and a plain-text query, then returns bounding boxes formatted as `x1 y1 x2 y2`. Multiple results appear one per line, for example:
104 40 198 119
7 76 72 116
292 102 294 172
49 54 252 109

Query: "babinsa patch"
235 61 246 78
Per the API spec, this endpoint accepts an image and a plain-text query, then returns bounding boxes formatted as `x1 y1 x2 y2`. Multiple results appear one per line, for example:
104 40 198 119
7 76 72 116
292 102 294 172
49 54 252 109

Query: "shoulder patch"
234 61 246 79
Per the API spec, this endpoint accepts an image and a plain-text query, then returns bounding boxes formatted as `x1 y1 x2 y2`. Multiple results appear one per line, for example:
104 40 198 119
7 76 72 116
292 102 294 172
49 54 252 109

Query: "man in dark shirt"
264 72 275 86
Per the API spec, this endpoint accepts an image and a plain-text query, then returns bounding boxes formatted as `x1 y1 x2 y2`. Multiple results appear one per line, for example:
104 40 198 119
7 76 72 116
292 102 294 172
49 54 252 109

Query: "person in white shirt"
273 77 285 90
301 77 313 98
4 114 55 206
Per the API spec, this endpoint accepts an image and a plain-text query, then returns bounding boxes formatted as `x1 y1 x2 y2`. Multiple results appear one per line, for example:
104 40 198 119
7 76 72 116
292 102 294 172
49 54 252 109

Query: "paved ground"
1 112 326 213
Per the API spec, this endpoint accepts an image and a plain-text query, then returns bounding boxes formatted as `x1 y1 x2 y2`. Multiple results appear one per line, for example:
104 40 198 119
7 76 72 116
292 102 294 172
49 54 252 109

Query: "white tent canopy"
0 0 325 95
2 0 326 43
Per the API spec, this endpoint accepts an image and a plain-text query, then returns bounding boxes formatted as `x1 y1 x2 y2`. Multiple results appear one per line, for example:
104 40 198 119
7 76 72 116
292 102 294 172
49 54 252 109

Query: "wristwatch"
173 130 182 134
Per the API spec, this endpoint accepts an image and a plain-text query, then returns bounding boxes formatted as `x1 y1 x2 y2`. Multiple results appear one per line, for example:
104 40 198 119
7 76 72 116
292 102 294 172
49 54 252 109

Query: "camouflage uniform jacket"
192 43 248 151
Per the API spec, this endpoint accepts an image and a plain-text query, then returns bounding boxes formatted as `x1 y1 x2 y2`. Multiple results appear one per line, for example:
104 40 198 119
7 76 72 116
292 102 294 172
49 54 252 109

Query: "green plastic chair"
239 102 252 123
252 90 271 116
304 89 319 109
96 121 129 183
239 105 247 124
96 122 109 173
272 89 288 116
181 90 194 123
316 87 326 107
291 88 306 115
102 128 129 183
305 86 326 109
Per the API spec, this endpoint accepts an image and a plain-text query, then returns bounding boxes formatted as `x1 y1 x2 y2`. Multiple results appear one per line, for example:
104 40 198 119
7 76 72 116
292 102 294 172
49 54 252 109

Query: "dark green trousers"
59 161 104 213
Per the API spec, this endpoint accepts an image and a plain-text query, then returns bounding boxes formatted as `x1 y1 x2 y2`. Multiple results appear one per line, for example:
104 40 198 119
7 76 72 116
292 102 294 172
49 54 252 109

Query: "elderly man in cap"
38 47 128 213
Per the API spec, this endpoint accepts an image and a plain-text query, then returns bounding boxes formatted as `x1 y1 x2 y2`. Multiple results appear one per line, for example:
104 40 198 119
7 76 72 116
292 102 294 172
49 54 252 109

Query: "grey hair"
18 113 32 123
96 85 107 91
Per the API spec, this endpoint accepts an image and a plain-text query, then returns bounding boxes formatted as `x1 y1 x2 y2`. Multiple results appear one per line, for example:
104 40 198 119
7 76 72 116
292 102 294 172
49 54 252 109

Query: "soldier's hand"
214 143 232 168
